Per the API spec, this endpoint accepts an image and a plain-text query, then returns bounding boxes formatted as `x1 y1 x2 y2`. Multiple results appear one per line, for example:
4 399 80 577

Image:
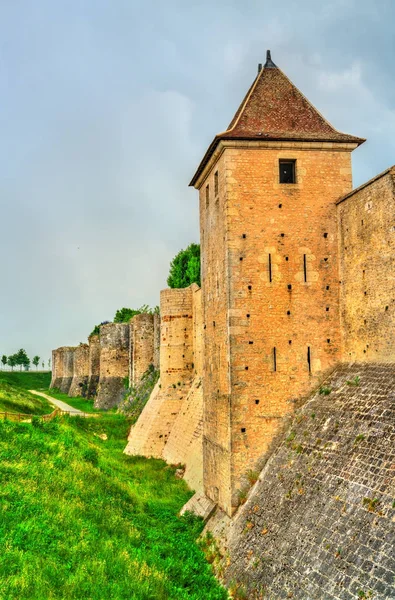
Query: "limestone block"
94 323 129 410
87 334 100 398
58 347 76 394
68 343 89 397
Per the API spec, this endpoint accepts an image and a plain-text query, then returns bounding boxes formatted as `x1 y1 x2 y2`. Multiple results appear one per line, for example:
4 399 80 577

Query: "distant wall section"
94 323 129 409
68 343 89 397
338 166 395 362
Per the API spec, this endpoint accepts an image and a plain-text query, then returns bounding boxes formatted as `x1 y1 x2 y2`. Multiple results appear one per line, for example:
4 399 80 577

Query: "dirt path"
29 390 87 415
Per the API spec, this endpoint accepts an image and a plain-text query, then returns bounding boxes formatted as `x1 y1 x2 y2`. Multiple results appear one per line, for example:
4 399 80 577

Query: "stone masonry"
338 166 395 362
87 333 100 398
131 313 155 384
215 363 395 600
94 322 129 409
124 285 203 482
50 347 63 389
58 346 76 394
68 343 89 397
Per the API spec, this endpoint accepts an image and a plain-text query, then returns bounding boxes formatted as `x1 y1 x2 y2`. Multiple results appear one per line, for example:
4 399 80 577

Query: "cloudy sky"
0 0 394 365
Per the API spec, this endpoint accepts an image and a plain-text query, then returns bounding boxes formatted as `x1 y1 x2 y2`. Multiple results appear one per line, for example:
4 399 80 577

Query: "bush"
167 243 201 288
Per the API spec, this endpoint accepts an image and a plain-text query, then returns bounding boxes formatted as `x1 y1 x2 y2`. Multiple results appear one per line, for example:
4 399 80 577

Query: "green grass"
0 373 52 415
0 377 227 599
0 371 51 391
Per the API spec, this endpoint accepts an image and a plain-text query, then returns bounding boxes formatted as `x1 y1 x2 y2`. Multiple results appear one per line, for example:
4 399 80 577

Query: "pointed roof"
190 51 365 186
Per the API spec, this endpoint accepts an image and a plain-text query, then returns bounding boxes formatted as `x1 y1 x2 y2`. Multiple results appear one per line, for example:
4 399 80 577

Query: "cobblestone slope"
221 363 395 599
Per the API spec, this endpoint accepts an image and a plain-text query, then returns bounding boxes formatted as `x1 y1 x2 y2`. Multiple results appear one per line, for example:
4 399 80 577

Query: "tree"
33 356 40 370
48 358 51 370
1 355 7 370
42 361 45 369
167 243 201 289
7 355 17 371
15 348 30 371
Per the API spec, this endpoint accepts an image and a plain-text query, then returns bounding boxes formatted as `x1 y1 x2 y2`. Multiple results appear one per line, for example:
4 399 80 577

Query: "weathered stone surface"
338 166 395 362
94 323 129 410
216 363 395 599
50 348 63 389
125 287 195 458
153 313 160 370
68 343 89 397
87 334 100 398
181 491 216 521
131 313 154 385
58 346 76 394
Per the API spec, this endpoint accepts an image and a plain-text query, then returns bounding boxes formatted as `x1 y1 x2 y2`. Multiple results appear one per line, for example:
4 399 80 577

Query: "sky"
0 0 394 365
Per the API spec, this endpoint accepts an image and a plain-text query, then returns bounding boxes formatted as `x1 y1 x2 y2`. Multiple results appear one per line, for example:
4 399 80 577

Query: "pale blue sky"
0 0 394 364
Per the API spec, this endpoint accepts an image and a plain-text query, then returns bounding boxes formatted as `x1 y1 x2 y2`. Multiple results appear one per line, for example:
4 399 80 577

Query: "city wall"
338 166 395 362
87 334 100 398
58 346 76 394
68 343 89 397
125 284 204 491
94 323 130 409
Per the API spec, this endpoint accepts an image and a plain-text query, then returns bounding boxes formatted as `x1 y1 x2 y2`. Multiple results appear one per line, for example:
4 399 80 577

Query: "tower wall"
153 313 161 370
87 334 100 398
200 142 354 515
68 343 89 397
50 348 63 389
59 346 76 394
124 286 195 459
94 323 129 409
338 166 395 361
131 313 155 384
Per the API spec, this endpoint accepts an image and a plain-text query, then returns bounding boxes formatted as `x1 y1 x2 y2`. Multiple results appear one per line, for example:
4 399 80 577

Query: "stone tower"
190 51 365 516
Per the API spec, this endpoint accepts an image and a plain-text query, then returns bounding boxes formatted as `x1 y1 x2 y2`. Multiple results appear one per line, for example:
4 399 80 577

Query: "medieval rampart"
338 166 395 362
87 334 100 398
94 323 129 409
58 346 76 394
50 348 63 389
131 313 155 384
68 343 89 397
125 285 204 490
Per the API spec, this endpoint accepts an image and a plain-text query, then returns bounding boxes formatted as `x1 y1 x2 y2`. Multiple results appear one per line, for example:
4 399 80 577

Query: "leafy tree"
48 358 51 369
167 243 201 289
42 361 45 369
7 355 17 371
15 348 30 371
33 356 40 370
1 355 7 370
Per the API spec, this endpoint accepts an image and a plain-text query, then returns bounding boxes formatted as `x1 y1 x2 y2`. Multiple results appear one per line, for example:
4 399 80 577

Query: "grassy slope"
0 372 52 414
0 383 227 599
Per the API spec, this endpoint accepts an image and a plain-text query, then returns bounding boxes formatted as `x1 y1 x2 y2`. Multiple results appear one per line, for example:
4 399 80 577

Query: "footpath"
29 390 87 416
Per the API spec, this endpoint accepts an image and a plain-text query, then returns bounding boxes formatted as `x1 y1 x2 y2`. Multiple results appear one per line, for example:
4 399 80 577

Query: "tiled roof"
190 54 365 186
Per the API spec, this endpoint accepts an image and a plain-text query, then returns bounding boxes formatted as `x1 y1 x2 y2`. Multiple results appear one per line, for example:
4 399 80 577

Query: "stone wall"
163 285 204 490
153 313 160 369
125 285 204 490
197 140 355 516
58 346 76 394
338 166 395 362
87 334 100 398
131 313 154 384
212 363 395 599
50 348 63 389
94 323 129 409
68 343 89 397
